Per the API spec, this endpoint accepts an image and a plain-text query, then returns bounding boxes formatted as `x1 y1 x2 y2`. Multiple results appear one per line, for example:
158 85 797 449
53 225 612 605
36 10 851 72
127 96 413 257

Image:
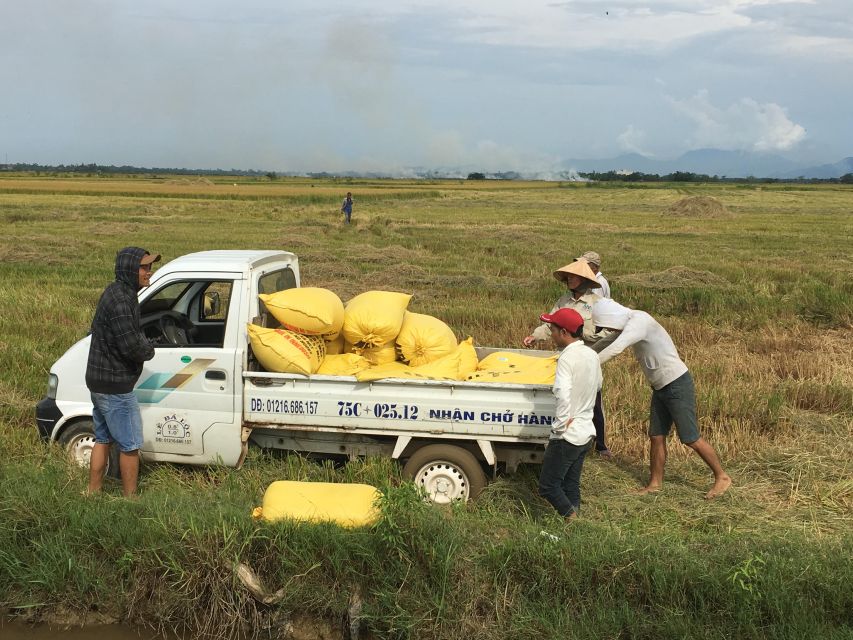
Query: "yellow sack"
456 337 479 378
355 362 415 382
324 334 346 355
259 288 345 339
354 340 398 366
396 312 458 366
412 349 462 379
316 353 371 376
356 349 463 382
467 351 558 385
254 480 381 528
343 291 412 347
248 324 326 375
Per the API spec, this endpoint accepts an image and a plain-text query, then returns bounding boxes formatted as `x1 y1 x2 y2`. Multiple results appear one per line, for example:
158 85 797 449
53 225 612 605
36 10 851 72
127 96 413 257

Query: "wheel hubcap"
414 461 469 504
69 434 96 468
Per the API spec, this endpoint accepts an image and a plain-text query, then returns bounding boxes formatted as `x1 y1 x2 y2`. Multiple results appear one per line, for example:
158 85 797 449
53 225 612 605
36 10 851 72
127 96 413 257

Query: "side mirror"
203 290 221 318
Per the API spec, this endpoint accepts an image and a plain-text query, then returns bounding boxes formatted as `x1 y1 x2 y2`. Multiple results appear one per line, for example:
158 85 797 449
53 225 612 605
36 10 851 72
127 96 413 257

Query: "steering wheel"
158 311 194 345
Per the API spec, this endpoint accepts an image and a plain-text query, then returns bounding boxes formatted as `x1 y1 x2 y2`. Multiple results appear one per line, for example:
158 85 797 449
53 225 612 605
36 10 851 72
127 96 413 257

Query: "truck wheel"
57 420 120 479
402 444 487 504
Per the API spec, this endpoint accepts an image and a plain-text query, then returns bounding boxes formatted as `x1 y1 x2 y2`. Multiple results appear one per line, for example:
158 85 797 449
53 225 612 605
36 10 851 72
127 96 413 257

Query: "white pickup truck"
36 250 558 502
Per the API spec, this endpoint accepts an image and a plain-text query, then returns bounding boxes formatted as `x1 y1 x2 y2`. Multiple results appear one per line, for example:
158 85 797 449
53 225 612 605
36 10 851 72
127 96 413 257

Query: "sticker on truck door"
136 358 217 404
155 414 192 445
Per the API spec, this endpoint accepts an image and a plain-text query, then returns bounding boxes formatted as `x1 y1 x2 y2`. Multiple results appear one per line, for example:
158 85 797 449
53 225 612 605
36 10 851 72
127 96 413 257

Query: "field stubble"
1 177 851 638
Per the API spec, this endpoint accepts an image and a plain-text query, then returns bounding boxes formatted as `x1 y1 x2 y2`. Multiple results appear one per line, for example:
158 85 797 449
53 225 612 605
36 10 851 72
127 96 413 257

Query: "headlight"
47 374 59 399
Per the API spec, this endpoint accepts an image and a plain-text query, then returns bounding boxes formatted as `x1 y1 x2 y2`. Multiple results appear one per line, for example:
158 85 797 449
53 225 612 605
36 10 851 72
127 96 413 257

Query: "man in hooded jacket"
85 247 159 496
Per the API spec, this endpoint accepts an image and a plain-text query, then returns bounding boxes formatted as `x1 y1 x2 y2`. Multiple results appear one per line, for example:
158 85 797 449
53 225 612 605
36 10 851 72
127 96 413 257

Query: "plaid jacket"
85 247 155 394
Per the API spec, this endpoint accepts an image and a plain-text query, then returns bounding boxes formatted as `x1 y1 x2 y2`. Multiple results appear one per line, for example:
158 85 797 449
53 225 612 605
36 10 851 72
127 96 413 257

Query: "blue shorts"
91 391 143 452
649 371 701 444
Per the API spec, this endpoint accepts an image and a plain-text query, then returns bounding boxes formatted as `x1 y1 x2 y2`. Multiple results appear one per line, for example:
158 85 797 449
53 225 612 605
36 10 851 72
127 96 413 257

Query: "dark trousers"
538 438 591 516
593 390 607 451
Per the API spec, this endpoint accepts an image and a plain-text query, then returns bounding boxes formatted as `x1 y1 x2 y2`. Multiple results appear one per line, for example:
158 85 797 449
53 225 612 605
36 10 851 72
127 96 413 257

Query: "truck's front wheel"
402 444 486 504
57 420 120 479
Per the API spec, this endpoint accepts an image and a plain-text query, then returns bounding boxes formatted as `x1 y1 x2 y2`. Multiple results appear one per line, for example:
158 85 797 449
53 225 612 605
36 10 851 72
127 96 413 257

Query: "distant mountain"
561 153 670 175
559 149 850 179
673 149 800 178
774 157 853 179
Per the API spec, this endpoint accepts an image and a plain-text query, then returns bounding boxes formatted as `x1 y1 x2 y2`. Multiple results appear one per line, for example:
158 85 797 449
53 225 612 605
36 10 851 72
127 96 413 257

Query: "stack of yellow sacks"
247 288 556 384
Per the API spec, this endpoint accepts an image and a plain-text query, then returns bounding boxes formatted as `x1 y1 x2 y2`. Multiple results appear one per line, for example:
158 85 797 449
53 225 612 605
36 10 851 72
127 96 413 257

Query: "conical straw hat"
552 260 599 289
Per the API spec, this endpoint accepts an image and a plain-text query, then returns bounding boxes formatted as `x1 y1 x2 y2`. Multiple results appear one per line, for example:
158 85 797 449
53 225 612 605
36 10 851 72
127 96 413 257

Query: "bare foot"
705 475 732 499
635 484 661 496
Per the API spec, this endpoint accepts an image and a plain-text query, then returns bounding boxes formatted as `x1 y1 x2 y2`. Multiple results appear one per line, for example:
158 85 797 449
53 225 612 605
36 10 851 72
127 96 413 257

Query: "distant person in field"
341 192 353 224
537 308 602 520
524 259 614 459
592 298 732 499
85 247 159 497
577 250 610 298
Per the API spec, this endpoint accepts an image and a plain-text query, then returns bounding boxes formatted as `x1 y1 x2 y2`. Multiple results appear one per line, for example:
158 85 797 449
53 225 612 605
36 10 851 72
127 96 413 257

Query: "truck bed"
243 348 557 443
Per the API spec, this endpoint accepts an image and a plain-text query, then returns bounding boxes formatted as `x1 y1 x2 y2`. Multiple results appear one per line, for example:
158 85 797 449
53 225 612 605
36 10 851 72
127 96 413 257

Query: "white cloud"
399 0 753 52
669 90 806 151
617 125 652 155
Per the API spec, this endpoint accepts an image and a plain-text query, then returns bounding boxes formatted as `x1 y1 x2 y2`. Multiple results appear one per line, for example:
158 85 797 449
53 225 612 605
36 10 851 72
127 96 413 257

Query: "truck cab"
36 250 300 471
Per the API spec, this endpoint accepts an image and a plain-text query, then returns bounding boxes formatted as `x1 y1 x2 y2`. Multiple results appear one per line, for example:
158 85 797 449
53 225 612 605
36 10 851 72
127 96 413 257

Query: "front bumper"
35 396 63 440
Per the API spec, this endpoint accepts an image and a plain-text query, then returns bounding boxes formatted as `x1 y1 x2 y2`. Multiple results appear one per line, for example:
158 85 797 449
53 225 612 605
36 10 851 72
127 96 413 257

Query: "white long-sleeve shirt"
597 310 688 390
551 341 602 445
589 272 611 299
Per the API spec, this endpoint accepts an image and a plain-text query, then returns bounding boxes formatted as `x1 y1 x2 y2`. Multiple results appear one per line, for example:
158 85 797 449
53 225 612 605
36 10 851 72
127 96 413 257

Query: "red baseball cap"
540 308 584 333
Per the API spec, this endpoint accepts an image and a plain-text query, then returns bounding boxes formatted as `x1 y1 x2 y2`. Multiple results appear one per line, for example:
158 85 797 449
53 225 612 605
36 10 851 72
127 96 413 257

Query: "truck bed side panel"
244 374 555 442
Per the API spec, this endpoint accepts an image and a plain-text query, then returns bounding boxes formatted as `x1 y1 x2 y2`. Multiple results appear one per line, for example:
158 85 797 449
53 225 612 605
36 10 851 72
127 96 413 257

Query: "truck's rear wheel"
57 420 120 479
402 444 486 504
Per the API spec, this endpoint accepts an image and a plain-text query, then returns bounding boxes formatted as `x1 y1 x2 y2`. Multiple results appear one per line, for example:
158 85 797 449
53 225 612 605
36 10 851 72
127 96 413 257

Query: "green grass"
1 177 852 638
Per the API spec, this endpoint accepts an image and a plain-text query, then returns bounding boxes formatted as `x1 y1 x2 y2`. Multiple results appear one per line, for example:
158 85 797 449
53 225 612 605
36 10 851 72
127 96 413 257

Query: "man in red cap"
537 307 603 520
524 259 614 459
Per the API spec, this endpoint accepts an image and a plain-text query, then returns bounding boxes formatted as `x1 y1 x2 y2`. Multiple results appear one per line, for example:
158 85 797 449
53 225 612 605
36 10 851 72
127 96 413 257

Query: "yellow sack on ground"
467 351 558 385
396 311 458 366
343 291 412 347
354 340 398 366
254 480 381 528
316 353 371 376
248 324 326 375
324 334 346 355
259 288 345 339
456 337 479 378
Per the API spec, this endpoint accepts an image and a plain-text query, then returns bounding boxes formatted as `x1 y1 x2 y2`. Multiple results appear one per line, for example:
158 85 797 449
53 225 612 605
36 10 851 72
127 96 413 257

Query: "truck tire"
57 420 120 479
402 444 486 504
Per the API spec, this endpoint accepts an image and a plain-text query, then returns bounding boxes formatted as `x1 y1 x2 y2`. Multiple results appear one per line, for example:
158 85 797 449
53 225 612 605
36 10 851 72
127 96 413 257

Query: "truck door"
135 275 241 458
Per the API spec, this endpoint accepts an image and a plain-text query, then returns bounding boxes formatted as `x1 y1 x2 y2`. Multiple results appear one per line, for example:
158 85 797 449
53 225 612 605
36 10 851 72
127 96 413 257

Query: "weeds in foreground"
1 178 851 638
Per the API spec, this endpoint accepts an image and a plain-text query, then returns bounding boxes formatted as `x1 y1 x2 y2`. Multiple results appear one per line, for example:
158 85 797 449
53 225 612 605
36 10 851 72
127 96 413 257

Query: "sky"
2 0 851 173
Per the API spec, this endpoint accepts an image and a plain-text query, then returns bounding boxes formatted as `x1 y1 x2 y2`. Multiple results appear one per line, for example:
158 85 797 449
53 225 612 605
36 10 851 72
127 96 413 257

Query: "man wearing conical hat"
576 250 610 299
524 259 614 458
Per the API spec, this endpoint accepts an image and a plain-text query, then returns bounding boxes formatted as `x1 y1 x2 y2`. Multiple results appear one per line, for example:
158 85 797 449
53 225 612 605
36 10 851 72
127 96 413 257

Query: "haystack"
665 196 730 218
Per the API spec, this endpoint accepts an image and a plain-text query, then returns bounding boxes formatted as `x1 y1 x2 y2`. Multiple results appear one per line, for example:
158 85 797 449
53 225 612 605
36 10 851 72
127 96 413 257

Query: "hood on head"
114 247 148 290
592 298 631 331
